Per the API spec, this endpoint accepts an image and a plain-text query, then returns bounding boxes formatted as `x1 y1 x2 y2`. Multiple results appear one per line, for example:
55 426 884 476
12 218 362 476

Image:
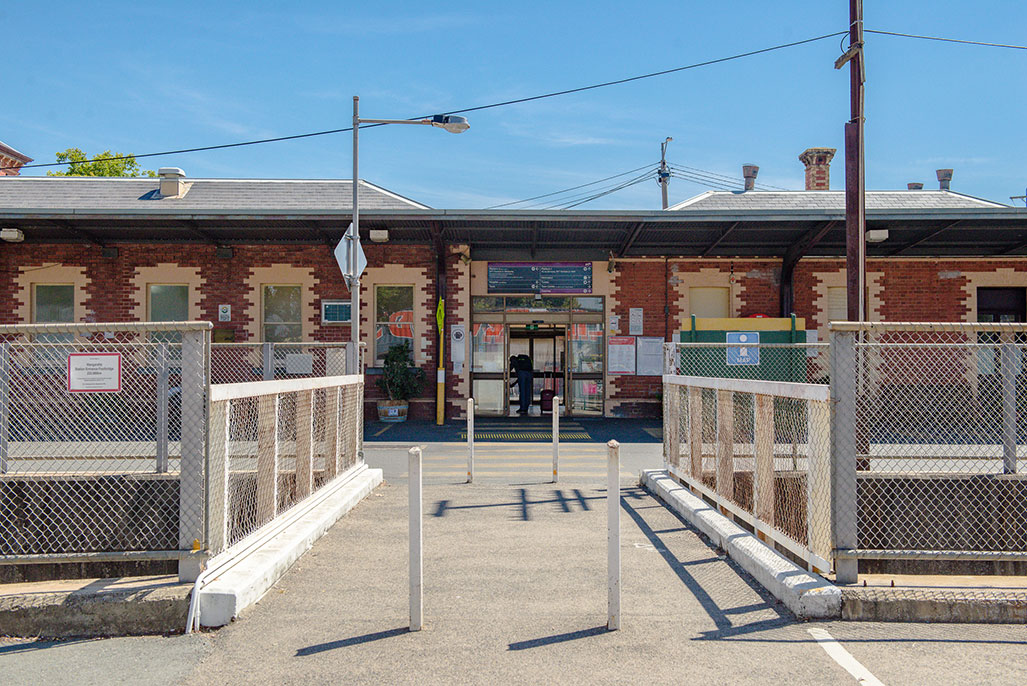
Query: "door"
567 322 604 416
508 326 566 416
471 323 507 415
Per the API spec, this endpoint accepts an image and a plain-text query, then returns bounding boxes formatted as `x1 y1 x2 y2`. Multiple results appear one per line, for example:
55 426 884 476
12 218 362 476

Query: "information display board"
608 336 636 375
635 337 665 376
67 353 122 393
487 262 592 294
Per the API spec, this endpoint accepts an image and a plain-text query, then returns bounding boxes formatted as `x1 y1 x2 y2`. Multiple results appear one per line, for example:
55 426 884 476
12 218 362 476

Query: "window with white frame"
375 285 414 365
148 284 189 347
263 285 302 342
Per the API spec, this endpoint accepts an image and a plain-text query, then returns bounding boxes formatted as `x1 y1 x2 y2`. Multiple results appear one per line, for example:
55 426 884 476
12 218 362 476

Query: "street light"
349 96 470 422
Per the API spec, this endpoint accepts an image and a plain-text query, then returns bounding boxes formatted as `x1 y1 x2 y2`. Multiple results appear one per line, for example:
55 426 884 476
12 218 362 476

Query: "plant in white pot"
375 341 426 422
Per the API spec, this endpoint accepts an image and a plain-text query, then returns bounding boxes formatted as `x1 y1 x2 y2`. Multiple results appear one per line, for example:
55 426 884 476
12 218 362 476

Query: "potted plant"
375 341 426 422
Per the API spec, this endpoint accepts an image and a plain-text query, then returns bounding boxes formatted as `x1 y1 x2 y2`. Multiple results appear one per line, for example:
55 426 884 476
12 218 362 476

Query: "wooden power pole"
838 0 866 321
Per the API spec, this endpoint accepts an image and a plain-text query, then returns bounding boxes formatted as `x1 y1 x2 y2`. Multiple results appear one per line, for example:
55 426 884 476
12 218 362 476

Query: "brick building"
3 151 1027 420
0 141 32 176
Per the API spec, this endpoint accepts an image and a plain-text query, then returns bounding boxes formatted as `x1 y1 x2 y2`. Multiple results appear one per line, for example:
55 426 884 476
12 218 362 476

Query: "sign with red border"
67 353 122 393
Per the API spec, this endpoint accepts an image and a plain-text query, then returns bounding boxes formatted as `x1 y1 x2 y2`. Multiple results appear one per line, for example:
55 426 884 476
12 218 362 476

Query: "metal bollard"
552 396 560 483
409 446 423 631
467 397 475 483
607 439 621 630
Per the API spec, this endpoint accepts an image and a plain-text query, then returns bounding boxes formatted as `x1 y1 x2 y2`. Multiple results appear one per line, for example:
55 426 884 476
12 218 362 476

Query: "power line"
4 30 847 173
669 170 736 192
485 162 658 209
537 169 658 209
670 164 789 191
866 29 1027 51
556 173 655 209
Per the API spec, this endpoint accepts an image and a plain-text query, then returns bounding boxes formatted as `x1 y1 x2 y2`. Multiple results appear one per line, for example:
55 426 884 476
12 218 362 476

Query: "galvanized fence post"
409 446 423 632
664 382 680 470
1000 338 1018 474
607 439 621 630
156 342 170 474
0 341 9 475
830 327 859 584
262 342 275 381
467 397 474 483
178 329 207 582
207 399 230 555
552 396 560 483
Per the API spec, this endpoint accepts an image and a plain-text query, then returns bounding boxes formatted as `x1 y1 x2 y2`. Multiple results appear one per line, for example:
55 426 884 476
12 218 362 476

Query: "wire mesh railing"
0 322 210 565
663 371 833 572
210 342 353 385
207 375 364 556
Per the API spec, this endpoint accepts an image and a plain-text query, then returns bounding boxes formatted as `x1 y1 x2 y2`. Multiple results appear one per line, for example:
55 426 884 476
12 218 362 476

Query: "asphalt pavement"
1 444 1024 685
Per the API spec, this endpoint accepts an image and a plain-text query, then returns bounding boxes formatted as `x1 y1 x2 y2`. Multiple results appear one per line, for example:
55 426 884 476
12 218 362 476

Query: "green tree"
46 148 156 177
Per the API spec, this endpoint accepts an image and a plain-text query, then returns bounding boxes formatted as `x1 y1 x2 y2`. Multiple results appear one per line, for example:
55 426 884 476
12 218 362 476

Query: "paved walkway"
2 446 1025 685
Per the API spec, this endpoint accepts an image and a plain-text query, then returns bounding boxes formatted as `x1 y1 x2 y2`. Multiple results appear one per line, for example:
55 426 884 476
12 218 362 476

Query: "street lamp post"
348 96 469 420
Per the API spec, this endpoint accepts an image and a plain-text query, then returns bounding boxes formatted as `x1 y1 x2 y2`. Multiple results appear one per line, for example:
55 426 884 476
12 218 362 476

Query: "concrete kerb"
198 465 383 628
641 469 841 620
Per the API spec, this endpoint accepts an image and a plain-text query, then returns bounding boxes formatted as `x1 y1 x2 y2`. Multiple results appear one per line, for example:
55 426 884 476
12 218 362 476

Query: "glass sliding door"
568 322 604 415
471 323 507 414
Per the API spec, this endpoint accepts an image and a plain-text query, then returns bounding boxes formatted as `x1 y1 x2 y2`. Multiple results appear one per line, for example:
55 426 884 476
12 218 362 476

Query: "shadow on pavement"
619 486 794 640
295 627 409 656
508 626 610 650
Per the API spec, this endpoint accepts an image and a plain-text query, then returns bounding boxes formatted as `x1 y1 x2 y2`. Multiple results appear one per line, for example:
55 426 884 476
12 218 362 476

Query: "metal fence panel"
0 322 211 565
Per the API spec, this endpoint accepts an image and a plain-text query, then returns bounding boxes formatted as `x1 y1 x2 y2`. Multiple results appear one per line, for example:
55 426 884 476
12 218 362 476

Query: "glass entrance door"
567 322 604 415
509 326 565 416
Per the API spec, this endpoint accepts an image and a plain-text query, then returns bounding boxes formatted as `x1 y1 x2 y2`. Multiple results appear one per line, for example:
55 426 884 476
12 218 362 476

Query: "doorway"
508 326 565 416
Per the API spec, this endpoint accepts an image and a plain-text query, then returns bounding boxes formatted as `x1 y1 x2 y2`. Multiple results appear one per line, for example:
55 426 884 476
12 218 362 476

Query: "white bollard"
467 397 475 483
552 396 560 483
409 446 423 631
607 439 621 630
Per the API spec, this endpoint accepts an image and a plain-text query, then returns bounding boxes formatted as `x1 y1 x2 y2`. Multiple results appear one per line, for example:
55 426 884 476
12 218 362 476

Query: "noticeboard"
67 353 122 393
608 336 636 375
487 262 592 294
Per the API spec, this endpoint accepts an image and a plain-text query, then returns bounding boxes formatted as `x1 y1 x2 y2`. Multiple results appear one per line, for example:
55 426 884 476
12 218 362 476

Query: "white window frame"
262 283 303 343
374 284 416 365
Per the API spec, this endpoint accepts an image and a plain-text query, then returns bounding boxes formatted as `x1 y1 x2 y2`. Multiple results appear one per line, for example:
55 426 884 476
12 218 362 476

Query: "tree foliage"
46 148 156 177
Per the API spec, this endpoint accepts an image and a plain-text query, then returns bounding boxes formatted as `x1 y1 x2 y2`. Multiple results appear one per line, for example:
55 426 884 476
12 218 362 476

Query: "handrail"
662 373 830 402
210 374 362 402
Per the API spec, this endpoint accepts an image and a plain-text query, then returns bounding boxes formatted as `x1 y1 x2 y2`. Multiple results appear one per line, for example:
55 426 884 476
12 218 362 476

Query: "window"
689 287 730 318
33 284 75 347
978 287 1026 323
375 285 414 364
827 287 847 324
263 285 302 342
148 284 189 347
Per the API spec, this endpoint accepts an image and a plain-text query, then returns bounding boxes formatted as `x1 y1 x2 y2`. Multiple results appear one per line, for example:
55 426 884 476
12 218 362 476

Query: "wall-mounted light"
866 229 889 243
1 228 25 242
369 229 389 243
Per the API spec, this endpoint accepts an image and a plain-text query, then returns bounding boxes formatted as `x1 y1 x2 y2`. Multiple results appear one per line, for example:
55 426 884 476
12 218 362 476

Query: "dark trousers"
516 370 533 412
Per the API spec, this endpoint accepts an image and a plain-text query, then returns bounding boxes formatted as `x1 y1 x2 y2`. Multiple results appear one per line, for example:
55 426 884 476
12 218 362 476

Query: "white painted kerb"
641 469 841 619
198 465 382 627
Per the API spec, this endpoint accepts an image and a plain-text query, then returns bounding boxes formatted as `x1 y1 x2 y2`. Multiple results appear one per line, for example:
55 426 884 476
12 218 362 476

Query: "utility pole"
659 137 673 209
837 0 866 321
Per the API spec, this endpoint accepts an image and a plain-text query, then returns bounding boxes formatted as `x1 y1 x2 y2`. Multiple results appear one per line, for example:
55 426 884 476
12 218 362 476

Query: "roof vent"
158 167 189 199
936 169 953 191
742 164 759 192
907 182 924 191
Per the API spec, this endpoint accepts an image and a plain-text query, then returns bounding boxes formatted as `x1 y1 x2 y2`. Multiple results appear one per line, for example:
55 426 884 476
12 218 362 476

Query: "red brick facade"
5 241 1027 420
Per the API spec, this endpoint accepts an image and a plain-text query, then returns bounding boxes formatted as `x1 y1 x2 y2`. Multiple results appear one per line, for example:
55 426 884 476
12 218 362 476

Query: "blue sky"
3 2 1026 208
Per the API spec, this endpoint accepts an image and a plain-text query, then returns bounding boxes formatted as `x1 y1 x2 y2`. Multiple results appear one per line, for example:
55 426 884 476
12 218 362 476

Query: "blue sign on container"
726 332 759 366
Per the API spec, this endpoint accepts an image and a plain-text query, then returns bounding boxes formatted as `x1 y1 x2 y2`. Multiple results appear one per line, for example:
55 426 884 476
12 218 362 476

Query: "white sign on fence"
67 353 122 393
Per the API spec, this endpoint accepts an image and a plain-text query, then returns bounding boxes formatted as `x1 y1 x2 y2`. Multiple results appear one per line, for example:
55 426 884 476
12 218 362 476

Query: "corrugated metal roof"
0 177 428 211
669 189 1007 211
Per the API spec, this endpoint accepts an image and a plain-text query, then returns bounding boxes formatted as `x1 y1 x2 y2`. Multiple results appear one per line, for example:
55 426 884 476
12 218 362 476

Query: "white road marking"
807 628 885 686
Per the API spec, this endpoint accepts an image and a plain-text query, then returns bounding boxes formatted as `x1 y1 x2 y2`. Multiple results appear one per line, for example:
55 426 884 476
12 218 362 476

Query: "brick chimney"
936 169 953 191
0 141 33 176
907 182 924 190
798 147 836 191
742 164 759 192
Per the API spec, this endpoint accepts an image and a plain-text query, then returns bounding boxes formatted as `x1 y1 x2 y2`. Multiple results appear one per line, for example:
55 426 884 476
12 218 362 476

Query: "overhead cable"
865 29 1027 51
485 162 658 209
4 31 847 172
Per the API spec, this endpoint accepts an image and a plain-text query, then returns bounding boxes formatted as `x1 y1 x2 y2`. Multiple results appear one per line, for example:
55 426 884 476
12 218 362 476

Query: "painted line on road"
807 628 885 686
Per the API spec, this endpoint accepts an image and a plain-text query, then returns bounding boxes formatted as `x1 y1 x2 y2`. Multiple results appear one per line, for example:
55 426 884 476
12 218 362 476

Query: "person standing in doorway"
509 354 534 414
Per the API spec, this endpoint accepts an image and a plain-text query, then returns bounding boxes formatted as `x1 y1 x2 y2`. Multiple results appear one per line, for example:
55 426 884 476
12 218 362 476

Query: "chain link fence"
1 323 365 581
0 322 210 568
664 368 833 572
666 341 830 385
831 322 1027 582
207 375 364 556
211 342 353 385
